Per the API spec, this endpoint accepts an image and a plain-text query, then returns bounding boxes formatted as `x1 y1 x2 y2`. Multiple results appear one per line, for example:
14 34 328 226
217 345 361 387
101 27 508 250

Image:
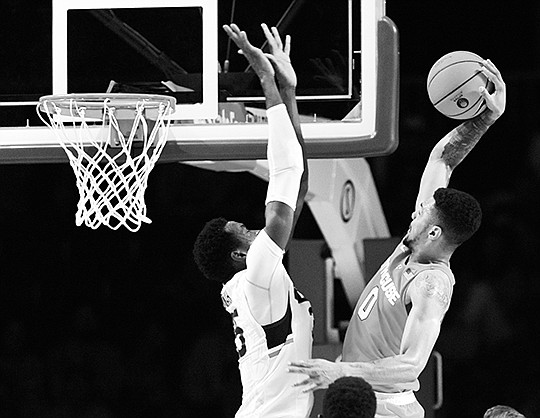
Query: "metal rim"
38 93 176 111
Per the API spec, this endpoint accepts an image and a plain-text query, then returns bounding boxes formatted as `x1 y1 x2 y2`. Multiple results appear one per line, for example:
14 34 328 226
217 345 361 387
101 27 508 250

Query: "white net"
38 94 175 232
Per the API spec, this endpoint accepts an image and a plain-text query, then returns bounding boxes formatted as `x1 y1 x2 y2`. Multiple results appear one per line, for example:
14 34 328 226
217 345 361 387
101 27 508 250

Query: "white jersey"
221 230 314 418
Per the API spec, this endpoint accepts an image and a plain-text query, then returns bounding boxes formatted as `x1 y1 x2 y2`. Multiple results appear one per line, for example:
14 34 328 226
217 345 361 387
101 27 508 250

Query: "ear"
428 225 442 240
230 251 247 262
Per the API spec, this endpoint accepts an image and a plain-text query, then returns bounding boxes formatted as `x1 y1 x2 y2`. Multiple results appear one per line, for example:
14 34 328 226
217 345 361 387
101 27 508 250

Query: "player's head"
321 376 376 418
404 187 482 253
193 217 258 283
484 405 525 418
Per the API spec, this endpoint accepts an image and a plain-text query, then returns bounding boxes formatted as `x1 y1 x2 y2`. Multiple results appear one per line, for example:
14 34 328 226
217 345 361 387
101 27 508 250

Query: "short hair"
193 217 240 283
484 405 525 418
432 187 482 247
322 376 376 418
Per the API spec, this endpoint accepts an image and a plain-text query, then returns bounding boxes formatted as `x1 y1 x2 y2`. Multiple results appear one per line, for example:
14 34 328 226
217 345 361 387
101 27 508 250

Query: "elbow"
397 356 426 383
299 174 309 197
408 352 434 381
408 362 425 381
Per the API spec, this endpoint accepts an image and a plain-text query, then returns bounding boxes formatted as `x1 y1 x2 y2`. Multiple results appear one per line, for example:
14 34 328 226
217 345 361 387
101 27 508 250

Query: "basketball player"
321 376 376 418
484 405 526 418
287 58 506 418
193 23 313 417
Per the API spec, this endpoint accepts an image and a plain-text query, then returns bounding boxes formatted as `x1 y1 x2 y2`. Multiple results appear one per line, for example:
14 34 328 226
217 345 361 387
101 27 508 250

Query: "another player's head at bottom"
403 187 482 255
320 376 376 418
484 405 525 418
193 217 259 283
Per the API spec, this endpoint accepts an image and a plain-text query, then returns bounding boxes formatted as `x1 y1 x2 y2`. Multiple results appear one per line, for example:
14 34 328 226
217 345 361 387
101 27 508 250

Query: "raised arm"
415 59 506 209
261 23 308 250
223 24 302 251
222 24 305 325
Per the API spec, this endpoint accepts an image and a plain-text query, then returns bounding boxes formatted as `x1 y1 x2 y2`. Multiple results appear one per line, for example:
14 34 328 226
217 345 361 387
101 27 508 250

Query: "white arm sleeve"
265 103 304 210
244 229 288 324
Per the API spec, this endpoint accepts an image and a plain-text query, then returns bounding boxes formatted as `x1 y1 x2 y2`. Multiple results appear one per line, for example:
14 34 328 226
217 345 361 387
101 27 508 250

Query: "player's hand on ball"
479 59 506 120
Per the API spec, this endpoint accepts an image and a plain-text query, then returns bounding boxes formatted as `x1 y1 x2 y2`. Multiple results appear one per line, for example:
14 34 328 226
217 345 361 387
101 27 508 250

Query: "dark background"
1 1 540 417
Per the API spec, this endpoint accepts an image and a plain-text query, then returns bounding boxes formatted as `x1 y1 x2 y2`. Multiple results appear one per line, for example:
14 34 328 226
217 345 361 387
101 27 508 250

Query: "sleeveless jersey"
221 231 314 418
342 240 454 393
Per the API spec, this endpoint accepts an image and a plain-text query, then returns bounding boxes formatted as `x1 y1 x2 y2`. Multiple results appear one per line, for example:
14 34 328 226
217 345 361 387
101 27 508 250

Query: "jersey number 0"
357 286 378 320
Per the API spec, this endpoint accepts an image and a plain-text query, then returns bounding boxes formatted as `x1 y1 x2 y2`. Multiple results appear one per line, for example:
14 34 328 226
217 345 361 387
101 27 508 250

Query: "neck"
409 250 451 265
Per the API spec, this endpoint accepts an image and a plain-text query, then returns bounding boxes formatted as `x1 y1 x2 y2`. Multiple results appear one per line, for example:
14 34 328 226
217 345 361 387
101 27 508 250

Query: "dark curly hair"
433 187 482 247
322 376 376 418
484 405 525 418
192 217 241 283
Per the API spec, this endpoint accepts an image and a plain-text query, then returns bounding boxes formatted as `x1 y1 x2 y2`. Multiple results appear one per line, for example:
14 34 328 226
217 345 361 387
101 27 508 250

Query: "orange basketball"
427 51 490 120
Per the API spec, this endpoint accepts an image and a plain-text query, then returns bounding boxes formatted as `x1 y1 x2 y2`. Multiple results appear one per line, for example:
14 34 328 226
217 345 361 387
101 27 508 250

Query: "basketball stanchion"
37 93 176 232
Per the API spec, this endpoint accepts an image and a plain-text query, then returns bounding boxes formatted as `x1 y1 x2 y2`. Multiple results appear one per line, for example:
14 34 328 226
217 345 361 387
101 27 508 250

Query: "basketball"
427 51 492 120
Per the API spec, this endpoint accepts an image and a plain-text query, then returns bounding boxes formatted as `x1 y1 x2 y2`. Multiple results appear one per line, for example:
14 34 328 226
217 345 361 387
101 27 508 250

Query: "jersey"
221 230 314 418
342 240 455 393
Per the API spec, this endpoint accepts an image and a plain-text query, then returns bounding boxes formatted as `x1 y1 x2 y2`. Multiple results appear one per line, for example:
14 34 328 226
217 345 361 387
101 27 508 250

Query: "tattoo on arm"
441 112 494 169
415 272 450 308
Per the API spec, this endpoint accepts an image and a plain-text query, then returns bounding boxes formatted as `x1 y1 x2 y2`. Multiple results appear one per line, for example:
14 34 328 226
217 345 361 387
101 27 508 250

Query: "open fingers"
483 59 502 79
261 23 280 53
223 23 241 39
481 60 504 88
223 24 252 52
288 360 315 369
478 59 506 116
222 24 237 41
261 23 288 55
271 26 284 50
292 376 327 393
284 34 291 56
293 377 315 387
479 82 497 108
293 377 321 393
287 366 310 375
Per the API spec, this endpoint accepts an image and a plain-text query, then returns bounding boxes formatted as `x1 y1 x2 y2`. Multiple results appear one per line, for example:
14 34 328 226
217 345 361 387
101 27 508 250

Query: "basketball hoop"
37 93 176 232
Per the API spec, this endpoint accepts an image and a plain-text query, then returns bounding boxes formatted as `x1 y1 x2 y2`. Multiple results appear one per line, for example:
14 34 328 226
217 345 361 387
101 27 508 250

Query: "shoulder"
410 269 452 309
249 229 284 256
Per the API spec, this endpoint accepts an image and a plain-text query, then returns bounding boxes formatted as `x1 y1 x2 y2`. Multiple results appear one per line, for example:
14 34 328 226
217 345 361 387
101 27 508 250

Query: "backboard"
0 0 399 164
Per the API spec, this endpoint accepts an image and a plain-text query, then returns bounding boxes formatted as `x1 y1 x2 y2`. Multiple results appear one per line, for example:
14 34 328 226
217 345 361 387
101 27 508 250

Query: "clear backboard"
0 0 399 164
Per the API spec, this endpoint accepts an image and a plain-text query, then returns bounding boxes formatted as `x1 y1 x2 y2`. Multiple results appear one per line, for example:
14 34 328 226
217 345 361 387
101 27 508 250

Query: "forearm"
279 86 308 249
435 109 497 170
340 355 421 386
279 86 302 135
261 77 283 109
279 86 308 203
416 109 498 206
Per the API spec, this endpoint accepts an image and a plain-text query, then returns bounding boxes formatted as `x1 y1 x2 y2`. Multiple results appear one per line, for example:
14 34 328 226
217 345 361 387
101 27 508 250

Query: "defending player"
193 24 313 417
288 59 506 417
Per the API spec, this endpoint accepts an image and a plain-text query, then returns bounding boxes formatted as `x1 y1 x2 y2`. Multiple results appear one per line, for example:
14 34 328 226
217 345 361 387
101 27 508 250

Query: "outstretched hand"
479 59 506 120
223 24 274 81
260 24 297 89
287 359 343 392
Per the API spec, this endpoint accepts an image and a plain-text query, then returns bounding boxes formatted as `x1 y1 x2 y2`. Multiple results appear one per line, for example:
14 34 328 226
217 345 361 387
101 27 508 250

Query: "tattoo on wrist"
441 112 494 168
